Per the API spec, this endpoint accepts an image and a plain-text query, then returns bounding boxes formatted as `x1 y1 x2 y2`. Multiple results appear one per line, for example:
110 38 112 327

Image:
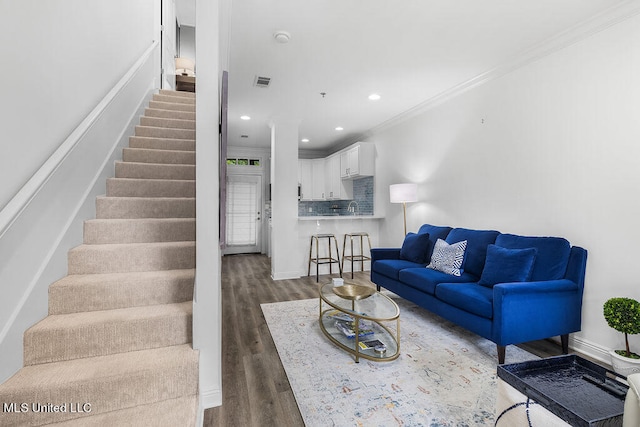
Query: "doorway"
224 174 262 254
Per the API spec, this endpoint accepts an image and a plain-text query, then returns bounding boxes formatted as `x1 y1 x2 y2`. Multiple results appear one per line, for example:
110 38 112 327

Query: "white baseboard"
197 388 222 426
570 335 611 366
200 388 222 409
271 271 303 281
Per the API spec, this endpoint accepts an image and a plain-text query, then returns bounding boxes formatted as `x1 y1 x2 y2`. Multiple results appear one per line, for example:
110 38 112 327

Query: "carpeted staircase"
0 90 199 426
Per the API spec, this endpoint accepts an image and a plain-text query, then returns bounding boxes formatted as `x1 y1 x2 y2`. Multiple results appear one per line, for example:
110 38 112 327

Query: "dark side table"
496 355 628 426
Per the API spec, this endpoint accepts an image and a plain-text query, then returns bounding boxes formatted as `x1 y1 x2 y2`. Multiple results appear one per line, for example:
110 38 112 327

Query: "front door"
224 174 262 254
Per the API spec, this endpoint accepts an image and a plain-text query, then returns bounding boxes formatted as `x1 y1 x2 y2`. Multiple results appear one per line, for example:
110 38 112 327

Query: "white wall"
0 1 159 383
179 25 196 70
0 0 157 210
372 12 640 363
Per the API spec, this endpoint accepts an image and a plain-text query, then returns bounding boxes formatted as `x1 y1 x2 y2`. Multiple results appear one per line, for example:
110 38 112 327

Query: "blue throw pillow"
399 232 430 264
478 244 538 287
427 238 467 276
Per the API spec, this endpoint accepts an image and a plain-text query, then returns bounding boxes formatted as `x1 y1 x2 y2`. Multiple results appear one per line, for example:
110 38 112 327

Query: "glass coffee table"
319 282 400 362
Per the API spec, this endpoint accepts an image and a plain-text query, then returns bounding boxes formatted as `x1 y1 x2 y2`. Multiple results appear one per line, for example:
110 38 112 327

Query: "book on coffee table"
334 320 374 339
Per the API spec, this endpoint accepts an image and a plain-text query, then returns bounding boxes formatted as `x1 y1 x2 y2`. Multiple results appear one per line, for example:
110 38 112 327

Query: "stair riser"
123 148 195 165
68 243 195 274
135 126 195 140
159 89 196 99
106 178 195 198
0 346 198 426
24 305 192 365
140 116 195 130
128 136 195 152
152 94 196 105
115 161 195 180
84 219 195 244
46 395 197 427
49 270 195 315
148 100 195 112
96 197 195 219
145 108 196 121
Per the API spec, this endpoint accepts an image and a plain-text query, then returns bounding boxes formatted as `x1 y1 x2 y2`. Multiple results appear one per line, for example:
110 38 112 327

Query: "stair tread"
49 395 197 427
28 301 192 332
1 344 197 390
85 217 195 224
53 268 194 283
95 196 196 219
115 161 195 180
49 269 195 314
24 302 193 364
141 116 195 126
124 146 196 153
144 108 196 121
70 240 195 251
115 160 196 166
152 94 195 104
52 268 195 287
108 177 196 183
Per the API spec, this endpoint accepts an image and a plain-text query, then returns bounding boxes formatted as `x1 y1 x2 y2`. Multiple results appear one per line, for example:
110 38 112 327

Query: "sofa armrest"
370 248 401 263
494 279 578 296
492 279 583 346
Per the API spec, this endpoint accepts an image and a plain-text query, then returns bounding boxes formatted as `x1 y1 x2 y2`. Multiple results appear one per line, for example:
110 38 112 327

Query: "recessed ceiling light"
368 93 381 101
335 127 344 131
240 115 251 120
301 138 310 143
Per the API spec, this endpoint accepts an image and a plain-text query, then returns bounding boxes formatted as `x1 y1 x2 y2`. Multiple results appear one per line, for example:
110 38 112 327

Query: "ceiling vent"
254 75 271 88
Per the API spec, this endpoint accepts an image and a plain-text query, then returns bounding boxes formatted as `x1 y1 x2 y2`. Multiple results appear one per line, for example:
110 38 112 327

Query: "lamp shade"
389 183 417 203
175 57 195 76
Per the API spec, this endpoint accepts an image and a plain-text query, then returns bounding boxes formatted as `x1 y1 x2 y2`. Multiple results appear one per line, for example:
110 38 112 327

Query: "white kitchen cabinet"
325 154 353 200
299 158 327 200
311 158 326 200
298 159 313 201
340 142 375 179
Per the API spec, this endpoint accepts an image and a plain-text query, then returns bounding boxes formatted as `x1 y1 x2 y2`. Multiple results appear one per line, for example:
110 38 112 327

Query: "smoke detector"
273 31 291 44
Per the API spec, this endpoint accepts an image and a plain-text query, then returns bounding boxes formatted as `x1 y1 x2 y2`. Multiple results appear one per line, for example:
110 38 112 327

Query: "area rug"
262 295 539 426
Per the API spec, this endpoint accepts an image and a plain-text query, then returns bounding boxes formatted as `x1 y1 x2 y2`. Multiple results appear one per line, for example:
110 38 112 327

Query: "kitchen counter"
298 215 384 221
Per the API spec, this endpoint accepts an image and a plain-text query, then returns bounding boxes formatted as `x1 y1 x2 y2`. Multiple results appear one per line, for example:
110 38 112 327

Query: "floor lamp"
390 183 418 236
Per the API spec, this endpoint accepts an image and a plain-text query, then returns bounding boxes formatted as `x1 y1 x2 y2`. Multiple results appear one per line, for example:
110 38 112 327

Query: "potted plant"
603 297 640 376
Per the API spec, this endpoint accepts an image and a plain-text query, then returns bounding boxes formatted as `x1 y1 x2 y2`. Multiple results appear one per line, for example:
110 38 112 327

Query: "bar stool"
341 232 372 279
308 234 342 282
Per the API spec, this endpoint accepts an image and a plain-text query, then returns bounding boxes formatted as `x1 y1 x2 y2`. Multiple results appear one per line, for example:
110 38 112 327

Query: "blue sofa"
370 224 588 363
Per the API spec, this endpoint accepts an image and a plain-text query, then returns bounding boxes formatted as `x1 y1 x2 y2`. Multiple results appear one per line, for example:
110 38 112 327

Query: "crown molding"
362 0 640 139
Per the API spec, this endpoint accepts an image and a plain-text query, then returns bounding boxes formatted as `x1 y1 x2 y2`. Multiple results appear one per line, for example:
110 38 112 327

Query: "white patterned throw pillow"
427 238 467 276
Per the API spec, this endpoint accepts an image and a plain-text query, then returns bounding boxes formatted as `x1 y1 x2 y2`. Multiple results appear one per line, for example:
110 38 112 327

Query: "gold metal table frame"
318 282 400 363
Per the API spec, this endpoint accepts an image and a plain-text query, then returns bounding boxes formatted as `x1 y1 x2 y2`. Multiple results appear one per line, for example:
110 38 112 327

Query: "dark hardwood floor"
203 253 570 426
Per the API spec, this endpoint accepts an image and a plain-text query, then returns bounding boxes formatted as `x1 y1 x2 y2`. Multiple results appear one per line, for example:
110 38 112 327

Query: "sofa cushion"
435 283 494 319
495 234 571 281
399 267 478 295
399 232 430 264
446 228 500 277
427 238 467 276
417 224 452 260
373 259 424 280
478 245 537 287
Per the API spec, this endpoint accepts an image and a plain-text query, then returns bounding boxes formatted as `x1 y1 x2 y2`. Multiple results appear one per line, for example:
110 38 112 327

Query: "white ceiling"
181 0 631 154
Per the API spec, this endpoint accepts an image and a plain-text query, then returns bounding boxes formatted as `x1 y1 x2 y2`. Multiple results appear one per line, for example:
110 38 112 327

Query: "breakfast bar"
298 215 383 278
